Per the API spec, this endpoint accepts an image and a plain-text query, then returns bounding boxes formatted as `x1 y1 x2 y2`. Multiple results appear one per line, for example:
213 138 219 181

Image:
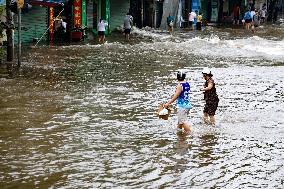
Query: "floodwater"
0 25 284 188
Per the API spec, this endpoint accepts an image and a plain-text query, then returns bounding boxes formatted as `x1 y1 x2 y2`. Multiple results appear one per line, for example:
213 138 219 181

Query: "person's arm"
164 84 182 108
200 81 213 91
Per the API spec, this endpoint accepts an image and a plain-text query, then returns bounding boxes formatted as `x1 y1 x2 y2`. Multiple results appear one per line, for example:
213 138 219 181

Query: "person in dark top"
233 4 240 25
200 68 219 125
167 14 174 34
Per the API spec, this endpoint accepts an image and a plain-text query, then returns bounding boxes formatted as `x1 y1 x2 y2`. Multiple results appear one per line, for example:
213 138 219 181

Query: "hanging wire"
34 7 64 47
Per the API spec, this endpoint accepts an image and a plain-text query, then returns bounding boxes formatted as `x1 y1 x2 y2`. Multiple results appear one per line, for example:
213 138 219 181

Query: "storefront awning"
29 0 67 7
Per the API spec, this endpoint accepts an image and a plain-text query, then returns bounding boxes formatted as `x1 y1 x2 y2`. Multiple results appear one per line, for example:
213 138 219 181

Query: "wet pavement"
0 24 284 188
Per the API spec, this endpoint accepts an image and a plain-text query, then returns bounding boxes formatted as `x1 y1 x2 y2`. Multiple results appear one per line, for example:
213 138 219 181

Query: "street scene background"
0 15 284 189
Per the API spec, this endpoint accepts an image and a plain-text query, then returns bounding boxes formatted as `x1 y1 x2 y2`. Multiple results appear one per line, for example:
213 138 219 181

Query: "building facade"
13 0 130 43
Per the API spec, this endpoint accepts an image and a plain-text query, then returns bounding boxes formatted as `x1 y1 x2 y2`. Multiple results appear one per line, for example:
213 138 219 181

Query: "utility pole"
17 0 24 67
6 0 14 62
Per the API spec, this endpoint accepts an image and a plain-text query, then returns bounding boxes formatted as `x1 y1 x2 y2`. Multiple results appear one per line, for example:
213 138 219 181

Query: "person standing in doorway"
200 68 219 125
167 14 174 34
188 10 197 30
196 12 203 30
233 4 240 25
97 19 107 43
123 12 133 41
164 71 192 134
260 3 267 23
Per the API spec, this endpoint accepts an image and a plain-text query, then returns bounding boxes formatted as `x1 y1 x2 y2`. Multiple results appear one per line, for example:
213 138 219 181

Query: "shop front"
85 0 110 36
29 0 70 44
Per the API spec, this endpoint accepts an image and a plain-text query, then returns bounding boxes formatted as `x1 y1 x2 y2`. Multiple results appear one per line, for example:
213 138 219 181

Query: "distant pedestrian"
164 71 192 134
97 19 107 43
260 4 267 23
167 14 174 34
233 4 240 25
272 6 279 23
244 10 252 30
60 19 67 33
200 68 219 125
252 10 260 33
123 12 133 41
188 10 197 30
196 12 202 30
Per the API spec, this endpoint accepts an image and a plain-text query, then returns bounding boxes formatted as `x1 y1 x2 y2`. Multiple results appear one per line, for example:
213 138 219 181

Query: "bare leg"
177 123 191 134
203 112 210 124
209 116 216 125
182 122 191 133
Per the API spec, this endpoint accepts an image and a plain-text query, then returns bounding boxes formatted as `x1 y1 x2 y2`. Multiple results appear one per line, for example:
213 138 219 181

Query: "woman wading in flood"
200 68 219 125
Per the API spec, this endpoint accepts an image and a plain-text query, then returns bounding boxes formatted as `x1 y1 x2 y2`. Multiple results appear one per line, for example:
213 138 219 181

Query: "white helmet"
202 67 212 76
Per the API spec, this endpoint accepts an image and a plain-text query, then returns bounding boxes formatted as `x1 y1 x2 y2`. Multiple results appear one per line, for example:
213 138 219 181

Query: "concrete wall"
160 0 179 29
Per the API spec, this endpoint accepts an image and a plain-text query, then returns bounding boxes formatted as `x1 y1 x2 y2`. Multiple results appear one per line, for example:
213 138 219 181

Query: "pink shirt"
188 12 196 22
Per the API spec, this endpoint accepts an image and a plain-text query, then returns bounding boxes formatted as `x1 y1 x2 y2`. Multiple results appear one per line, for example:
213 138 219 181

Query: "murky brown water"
0 25 284 188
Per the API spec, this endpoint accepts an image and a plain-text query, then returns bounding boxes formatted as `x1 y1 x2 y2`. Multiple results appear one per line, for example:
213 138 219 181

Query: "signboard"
49 7 54 41
81 0 86 26
211 0 218 22
74 0 82 27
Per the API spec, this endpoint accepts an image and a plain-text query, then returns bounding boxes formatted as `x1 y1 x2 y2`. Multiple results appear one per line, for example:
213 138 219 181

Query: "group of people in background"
188 10 204 31
238 3 267 33
167 10 203 34
233 2 280 33
97 12 133 43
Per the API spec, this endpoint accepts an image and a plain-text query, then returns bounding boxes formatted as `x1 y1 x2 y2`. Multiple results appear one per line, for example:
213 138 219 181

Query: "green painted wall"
101 0 110 34
14 7 48 43
109 0 130 32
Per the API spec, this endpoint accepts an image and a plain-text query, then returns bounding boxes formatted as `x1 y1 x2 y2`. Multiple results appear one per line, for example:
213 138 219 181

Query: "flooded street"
0 25 284 188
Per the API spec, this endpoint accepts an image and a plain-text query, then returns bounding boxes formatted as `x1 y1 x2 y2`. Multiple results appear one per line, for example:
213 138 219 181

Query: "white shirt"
188 12 196 22
98 21 107 32
61 21 67 29
124 15 133 29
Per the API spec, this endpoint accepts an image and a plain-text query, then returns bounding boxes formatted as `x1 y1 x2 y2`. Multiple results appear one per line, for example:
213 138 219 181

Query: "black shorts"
98 31 105 36
245 19 252 23
196 22 202 30
188 21 193 26
204 100 219 116
124 28 131 34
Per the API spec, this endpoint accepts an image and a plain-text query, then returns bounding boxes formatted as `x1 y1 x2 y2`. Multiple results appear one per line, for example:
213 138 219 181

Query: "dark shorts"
234 16 239 20
204 100 219 116
188 21 193 26
196 22 202 30
245 19 252 23
124 28 131 34
98 31 105 36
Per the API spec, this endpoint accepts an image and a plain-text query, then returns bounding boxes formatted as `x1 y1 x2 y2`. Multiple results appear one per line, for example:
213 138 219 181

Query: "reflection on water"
197 133 219 167
0 26 284 188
